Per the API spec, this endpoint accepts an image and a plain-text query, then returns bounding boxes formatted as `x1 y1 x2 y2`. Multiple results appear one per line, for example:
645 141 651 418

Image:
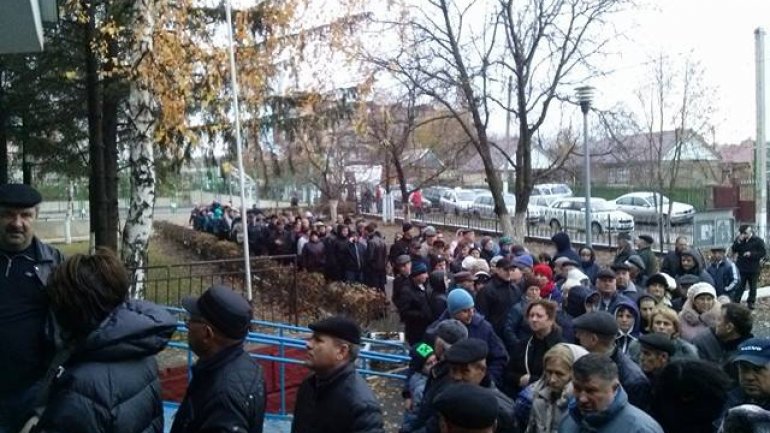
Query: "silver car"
544 197 634 234
613 192 695 225
440 189 479 215
470 193 542 224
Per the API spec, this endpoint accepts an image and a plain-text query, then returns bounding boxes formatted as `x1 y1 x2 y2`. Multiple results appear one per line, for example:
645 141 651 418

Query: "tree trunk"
0 80 8 185
102 42 121 252
122 0 157 299
65 180 74 244
512 211 527 240
84 0 106 249
328 198 339 223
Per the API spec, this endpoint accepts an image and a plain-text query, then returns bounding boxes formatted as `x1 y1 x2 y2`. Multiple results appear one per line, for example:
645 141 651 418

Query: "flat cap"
647 273 674 290
444 338 488 364
435 319 469 345
639 332 676 356
638 234 654 244
596 268 616 279
573 311 618 336
395 254 411 266
499 236 513 245
183 285 252 340
625 255 646 271
0 184 42 208
610 262 630 272
710 246 726 252
434 383 498 429
308 316 361 345
496 257 515 269
453 271 474 283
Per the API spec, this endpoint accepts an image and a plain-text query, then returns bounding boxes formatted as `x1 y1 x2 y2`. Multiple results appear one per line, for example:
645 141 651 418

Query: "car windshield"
457 191 476 201
644 194 669 204
552 185 570 194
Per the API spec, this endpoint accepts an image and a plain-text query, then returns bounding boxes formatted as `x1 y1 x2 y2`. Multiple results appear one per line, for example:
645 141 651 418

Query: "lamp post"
576 86 594 247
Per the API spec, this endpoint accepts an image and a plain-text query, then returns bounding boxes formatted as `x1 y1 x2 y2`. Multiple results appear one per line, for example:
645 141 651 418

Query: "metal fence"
132 255 299 324
386 208 692 252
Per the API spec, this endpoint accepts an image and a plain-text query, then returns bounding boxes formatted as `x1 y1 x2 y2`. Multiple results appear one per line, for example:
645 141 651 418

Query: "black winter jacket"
301 240 326 274
36 301 176 433
611 347 652 412
365 234 388 274
395 281 434 345
170 344 266 433
477 276 521 337
291 362 384 433
732 235 767 274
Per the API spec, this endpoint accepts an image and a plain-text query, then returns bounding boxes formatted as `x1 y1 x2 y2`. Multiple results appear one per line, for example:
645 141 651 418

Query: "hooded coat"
579 249 600 285
678 294 721 342
613 299 641 354
35 301 176 433
551 233 580 263
673 249 715 286
558 386 663 433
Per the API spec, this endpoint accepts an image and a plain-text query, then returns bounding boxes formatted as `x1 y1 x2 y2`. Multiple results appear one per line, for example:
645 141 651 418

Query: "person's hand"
519 374 530 387
404 398 413 411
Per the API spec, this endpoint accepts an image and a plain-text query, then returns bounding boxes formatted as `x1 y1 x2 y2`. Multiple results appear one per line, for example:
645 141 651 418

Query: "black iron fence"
385 208 692 253
131 254 299 324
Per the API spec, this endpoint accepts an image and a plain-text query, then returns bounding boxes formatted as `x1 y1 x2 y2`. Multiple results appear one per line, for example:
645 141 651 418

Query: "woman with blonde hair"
628 306 699 362
515 343 588 433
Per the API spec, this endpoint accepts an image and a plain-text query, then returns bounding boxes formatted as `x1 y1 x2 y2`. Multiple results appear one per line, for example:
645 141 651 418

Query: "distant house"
718 139 754 183
582 129 721 188
458 137 554 187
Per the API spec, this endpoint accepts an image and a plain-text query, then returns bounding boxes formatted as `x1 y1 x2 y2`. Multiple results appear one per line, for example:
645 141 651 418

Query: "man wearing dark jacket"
477 258 522 338
636 235 658 277
731 225 767 309
614 233 636 267
693 302 754 382
0 184 65 433
173 285 266 433
396 263 435 345
364 223 388 292
708 246 741 297
292 316 384 433
661 236 689 277
551 232 580 263
573 311 652 412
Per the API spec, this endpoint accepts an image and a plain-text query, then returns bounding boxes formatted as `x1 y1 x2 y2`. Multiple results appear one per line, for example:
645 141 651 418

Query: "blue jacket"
707 259 741 296
428 311 509 387
611 348 652 412
36 301 176 433
559 387 662 433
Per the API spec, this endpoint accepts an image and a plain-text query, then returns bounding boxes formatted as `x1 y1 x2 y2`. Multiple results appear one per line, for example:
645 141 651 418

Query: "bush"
154 221 388 325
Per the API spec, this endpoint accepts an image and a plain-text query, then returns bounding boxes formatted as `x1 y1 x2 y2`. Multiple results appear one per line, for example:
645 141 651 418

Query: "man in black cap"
172 285 266 433
707 246 740 297
614 232 635 267
594 268 633 314
636 235 658 277
638 333 675 387
396 262 434 345
392 254 413 307
731 224 768 310
611 262 640 301
0 184 65 432
433 383 498 433
416 339 515 433
390 223 415 265
478 258 522 339
292 315 384 433
723 337 770 414
573 311 651 411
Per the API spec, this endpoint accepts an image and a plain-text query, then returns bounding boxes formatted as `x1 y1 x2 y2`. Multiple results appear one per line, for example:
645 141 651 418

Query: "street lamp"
576 86 594 247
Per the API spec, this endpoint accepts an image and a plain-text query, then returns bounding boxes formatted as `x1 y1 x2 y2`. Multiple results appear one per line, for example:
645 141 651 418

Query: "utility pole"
756 28 767 240
577 86 594 247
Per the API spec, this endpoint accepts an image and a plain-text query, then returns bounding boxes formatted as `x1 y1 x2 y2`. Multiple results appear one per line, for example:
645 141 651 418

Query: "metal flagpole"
224 0 253 301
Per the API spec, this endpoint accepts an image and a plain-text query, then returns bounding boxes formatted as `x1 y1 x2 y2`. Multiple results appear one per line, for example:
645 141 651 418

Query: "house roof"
588 129 719 165
718 140 754 164
460 137 553 172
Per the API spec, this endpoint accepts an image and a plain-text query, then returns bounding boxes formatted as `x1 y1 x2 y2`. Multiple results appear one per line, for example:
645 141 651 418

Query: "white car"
613 192 695 225
544 197 634 234
531 183 573 206
469 193 541 224
440 189 479 215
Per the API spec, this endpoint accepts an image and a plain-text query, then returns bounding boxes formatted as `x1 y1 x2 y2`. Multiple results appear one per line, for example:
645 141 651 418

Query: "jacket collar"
312 361 356 390
193 343 244 375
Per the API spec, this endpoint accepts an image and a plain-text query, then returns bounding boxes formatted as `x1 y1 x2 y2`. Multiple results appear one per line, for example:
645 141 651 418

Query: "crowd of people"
5 182 770 433
380 221 770 433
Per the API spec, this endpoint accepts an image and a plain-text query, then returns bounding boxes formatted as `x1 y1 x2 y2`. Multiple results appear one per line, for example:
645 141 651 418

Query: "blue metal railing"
164 306 410 419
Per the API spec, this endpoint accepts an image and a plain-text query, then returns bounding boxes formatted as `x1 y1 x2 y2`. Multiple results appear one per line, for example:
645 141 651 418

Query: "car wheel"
549 219 562 231
591 222 603 235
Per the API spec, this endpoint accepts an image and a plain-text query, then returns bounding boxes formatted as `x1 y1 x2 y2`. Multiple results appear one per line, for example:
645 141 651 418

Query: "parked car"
440 189 479 215
531 183 573 207
544 197 634 234
613 192 696 225
423 186 450 207
470 193 541 224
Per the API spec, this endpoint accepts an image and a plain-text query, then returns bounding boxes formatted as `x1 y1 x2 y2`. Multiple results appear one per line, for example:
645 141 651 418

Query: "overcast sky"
595 0 770 144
